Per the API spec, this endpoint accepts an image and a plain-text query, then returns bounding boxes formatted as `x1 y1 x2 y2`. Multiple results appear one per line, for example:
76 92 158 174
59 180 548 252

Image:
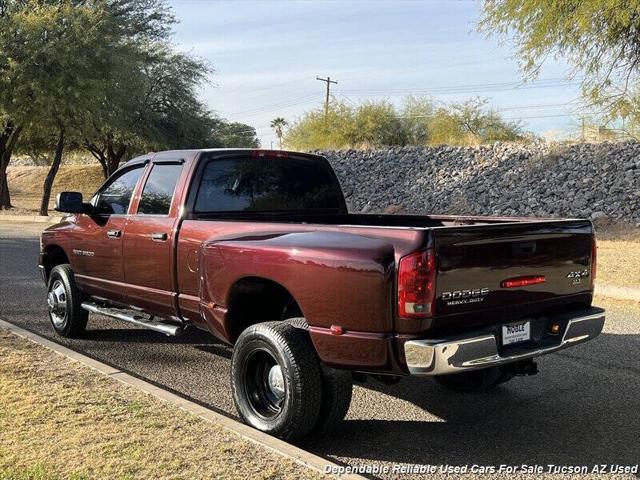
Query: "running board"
81 302 182 336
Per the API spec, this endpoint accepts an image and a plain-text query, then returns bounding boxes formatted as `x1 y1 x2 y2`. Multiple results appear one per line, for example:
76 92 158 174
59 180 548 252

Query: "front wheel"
231 321 322 440
47 264 88 338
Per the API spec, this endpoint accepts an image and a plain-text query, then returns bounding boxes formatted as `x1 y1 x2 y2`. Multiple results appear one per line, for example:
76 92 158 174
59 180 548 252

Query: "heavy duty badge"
441 287 490 305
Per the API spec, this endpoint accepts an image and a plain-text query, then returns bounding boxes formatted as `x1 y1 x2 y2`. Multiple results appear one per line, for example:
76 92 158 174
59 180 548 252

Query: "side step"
81 302 183 336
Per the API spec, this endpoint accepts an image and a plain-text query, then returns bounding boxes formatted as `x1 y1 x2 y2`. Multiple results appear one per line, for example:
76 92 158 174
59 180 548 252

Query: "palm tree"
270 117 288 149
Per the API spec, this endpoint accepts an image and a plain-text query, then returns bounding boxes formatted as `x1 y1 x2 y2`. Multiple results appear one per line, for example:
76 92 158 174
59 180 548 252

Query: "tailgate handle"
512 241 536 254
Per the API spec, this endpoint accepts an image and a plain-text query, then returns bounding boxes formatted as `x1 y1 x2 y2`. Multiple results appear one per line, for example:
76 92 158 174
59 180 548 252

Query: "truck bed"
179 212 594 339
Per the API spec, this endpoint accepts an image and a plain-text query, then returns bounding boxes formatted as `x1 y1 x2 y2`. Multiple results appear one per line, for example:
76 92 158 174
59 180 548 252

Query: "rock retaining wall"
317 142 640 221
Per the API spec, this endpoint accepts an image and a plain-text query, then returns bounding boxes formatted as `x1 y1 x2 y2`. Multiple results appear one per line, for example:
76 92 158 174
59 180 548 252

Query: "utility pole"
316 76 338 115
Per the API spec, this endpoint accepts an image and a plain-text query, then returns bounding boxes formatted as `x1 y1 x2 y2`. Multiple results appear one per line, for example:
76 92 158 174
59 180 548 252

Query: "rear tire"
231 321 322 440
285 318 353 432
47 264 88 338
434 366 514 392
315 365 353 432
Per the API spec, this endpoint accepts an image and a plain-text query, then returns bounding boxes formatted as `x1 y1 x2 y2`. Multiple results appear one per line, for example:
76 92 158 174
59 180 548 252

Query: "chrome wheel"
243 349 287 418
48 279 67 327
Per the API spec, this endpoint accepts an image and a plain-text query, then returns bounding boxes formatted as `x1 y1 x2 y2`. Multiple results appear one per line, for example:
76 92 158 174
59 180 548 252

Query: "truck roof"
123 148 324 168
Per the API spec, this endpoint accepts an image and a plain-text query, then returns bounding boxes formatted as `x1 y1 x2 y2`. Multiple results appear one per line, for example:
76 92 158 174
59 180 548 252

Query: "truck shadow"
300 332 640 470
84 324 233 359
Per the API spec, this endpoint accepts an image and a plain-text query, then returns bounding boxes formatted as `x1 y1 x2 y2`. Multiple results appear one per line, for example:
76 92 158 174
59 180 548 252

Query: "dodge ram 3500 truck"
40 149 605 439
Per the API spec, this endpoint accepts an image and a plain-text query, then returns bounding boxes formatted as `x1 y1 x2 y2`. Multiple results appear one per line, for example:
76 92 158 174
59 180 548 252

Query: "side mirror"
55 192 84 213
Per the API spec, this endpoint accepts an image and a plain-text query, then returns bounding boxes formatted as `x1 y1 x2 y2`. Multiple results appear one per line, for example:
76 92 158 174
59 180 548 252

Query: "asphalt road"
1 222 639 478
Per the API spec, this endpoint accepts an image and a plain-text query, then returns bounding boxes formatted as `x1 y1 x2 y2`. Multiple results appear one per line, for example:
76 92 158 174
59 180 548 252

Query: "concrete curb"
0 214 63 224
0 318 364 480
595 284 640 302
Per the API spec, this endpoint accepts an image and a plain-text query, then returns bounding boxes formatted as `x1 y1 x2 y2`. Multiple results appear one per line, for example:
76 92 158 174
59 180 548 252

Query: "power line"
339 77 574 92
218 76 311 95
229 97 322 121
316 76 338 115
222 78 587 133
503 112 595 121
227 94 321 118
495 101 580 112
338 78 579 97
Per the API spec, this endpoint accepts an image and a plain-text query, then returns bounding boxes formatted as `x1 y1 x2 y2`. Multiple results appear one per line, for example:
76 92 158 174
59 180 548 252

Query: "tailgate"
432 220 594 331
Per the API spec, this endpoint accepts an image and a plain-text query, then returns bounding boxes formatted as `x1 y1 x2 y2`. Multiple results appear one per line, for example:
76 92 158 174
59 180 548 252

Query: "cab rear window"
194 156 343 213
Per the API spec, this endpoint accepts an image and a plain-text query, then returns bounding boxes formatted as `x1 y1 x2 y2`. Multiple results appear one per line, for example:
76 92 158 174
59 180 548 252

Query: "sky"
167 0 584 147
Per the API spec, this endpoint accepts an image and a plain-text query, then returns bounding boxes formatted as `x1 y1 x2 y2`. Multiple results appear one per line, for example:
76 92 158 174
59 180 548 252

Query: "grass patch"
597 240 640 289
0 331 323 480
3 165 104 215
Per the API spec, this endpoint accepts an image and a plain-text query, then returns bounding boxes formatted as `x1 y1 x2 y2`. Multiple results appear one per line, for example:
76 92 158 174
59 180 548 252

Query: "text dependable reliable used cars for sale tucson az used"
39 149 605 440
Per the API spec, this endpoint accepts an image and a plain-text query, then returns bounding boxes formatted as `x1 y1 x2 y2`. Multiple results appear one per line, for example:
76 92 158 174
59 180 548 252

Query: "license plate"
502 320 531 345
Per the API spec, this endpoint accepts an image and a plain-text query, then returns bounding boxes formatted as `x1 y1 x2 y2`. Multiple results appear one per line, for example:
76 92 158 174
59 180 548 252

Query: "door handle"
107 229 121 238
151 232 168 242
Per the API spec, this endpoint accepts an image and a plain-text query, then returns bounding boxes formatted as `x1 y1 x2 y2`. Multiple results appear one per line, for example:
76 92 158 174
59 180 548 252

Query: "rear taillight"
398 249 435 319
590 236 597 289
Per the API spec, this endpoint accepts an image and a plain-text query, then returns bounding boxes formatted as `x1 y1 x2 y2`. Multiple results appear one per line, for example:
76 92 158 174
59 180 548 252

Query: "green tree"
479 0 640 123
270 117 288 149
430 98 523 145
284 96 523 149
0 0 121 215
211 121 260 148
351 101 405 147
400 96 435 145
0 0 178 212
285 99 406 150
83 45 216 177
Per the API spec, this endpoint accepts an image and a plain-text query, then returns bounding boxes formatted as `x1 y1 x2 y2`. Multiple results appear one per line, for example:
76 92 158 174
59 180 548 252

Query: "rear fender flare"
198 230 396 340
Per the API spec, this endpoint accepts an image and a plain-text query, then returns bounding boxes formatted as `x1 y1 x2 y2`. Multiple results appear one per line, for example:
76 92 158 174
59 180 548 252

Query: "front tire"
47 264 88 338
231 321 322 440
434 366 514 392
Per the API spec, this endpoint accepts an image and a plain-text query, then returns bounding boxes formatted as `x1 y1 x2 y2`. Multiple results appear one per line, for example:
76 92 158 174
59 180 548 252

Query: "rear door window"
138 163 184 215
194 156 343 213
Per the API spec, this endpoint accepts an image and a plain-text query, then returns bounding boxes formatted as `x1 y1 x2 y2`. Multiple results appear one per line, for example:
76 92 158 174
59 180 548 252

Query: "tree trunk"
106 134 126 177
39 125 65 216
0 176 11 209
0 122 22 210
85 142 109 178
85 133 127 178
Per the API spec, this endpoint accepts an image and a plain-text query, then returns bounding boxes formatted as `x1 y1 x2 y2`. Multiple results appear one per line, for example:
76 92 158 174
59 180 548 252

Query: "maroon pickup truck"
40 149 605 439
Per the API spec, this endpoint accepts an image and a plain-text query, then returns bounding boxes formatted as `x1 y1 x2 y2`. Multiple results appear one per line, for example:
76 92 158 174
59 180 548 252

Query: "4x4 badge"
566 270 589 278
567 269 589 285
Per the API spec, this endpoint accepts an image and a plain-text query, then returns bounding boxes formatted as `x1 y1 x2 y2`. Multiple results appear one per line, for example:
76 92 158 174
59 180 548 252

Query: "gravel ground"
1 222 638 479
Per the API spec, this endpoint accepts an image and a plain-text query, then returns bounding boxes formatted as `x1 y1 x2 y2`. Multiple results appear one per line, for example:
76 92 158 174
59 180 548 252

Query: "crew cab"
40 149 605 439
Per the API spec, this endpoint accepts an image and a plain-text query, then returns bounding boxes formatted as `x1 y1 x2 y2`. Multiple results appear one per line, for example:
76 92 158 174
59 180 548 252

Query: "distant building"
582 125 624 142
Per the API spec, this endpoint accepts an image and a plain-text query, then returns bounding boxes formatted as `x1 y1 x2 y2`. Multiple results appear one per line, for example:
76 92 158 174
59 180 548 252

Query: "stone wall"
317 142 640 221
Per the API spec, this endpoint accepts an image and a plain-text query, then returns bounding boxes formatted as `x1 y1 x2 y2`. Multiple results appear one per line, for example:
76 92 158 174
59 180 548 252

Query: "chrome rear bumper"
404 308 605 376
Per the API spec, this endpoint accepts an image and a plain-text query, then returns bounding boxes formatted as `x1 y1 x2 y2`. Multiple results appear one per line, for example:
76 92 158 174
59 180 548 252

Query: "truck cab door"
122 159 185 319
72 163 147 304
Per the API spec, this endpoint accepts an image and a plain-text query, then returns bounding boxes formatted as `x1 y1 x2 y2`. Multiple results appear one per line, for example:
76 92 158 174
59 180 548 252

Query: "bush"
284 96 525 150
